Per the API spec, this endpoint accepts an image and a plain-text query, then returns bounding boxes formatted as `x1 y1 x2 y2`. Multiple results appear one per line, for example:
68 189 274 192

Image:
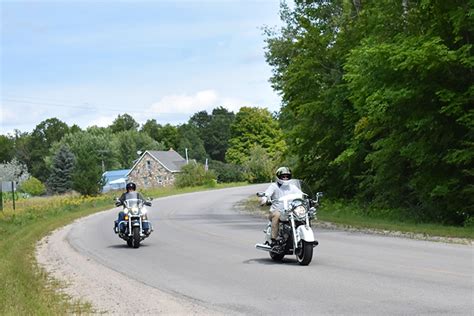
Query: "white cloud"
88 115 115 128
149 89 253 115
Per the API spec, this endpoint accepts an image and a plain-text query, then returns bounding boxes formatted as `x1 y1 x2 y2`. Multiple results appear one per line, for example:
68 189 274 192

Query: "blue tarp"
102 169 130 192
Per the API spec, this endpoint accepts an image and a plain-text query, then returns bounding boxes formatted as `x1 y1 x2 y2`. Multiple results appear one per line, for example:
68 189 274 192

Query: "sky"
0 0 286 135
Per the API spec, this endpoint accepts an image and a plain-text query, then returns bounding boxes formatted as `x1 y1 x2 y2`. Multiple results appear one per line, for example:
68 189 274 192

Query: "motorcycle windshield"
289 179 302 190
277 180 305 210
123 199 142 213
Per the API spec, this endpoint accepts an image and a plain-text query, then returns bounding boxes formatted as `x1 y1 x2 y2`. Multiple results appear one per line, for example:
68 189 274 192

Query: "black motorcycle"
114 198 153 248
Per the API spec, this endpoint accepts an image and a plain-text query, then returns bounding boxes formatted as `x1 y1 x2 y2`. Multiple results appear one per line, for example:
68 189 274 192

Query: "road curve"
40 184 473 315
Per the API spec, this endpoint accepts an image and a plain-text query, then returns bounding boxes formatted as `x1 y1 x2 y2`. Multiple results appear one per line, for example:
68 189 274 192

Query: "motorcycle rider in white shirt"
260 167 303 249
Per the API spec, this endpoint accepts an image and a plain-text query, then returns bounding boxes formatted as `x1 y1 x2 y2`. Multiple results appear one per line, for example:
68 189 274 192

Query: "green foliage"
174 162 217 188
47 144 75 194
0 135 15 163
265 0 473 225
109 113 139 133
59 131 112 195
141 120 179 150
29 118 70 181
243 145 274 183
112 130 165 168
176 124 207 162
225 107 286 165
18 177 46 196
208 160 246 183
189 107 236 161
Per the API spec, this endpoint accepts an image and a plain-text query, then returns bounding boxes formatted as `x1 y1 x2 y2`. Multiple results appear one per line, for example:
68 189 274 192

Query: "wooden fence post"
0 182 3 211
11 181 15 211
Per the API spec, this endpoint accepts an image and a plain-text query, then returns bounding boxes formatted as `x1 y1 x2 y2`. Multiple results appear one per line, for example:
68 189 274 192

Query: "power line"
1 97 183 115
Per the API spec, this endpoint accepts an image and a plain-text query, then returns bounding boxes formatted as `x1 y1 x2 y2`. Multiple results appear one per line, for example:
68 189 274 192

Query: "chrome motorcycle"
255 181 323 265
114 198 153 248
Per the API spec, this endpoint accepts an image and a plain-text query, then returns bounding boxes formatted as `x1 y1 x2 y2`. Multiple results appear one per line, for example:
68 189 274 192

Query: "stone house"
126 149 187 188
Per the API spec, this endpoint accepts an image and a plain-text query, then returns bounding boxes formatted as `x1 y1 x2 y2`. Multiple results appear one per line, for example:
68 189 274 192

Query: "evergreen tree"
48 145 75 194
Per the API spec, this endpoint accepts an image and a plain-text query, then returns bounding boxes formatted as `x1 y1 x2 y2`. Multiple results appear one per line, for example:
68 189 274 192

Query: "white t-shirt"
263 181 303 212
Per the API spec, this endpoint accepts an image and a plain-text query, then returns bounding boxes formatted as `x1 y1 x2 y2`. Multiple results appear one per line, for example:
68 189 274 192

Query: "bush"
208 160 246 183
175 162 217 188
18 177 46 196
243 145 274 183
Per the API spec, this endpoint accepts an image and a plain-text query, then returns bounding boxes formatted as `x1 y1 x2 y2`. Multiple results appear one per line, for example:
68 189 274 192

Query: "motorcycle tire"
127 239 133 247
296 241 313 266
132 227 141 248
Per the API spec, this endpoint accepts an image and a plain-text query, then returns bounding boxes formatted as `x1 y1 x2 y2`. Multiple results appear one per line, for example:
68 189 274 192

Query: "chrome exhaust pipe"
255 243 272 252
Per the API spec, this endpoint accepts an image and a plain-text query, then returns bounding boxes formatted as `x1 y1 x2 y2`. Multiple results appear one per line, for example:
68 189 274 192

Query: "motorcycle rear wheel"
296 241 313 266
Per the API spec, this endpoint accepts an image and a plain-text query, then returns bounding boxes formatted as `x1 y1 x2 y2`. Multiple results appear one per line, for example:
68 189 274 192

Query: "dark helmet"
276 167 292 186
126 182 136 191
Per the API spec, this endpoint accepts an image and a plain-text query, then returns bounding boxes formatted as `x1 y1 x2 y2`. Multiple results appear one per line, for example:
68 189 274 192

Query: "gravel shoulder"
36 214 226 315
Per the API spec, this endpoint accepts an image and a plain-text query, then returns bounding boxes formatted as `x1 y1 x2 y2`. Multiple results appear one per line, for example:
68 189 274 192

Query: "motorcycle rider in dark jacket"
114 182 151 234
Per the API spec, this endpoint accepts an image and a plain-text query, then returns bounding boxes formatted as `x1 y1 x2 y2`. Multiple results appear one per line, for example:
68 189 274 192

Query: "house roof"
102 169 130 183
127 149 186 174
148 150 187 171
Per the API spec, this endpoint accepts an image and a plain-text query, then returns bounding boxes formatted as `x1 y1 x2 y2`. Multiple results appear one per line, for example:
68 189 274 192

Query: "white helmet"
276 166 292 186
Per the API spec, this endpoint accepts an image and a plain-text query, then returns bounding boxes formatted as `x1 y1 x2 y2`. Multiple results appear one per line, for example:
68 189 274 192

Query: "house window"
147 160 152 171
156 176 162 184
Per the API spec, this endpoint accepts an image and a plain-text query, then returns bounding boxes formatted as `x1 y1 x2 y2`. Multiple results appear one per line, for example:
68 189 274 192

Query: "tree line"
0 106 286 196
1 0 471 227
264 0 472 226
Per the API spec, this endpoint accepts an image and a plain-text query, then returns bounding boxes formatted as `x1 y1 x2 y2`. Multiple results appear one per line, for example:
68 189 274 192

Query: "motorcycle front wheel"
132 226 141 248
296 241 313 266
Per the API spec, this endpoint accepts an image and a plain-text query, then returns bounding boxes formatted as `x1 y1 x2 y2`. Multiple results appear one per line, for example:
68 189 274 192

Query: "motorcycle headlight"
293 205 307 219
131 206 139 214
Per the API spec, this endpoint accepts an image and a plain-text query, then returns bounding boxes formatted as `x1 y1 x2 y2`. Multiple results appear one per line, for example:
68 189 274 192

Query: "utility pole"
97 149 108 173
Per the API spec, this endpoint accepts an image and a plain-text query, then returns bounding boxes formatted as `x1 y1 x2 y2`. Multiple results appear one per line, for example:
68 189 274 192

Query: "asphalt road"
67 184 473 315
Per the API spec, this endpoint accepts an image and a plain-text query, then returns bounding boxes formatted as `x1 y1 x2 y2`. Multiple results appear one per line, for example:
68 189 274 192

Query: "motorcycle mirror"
316 192 323 198
256 192 265 197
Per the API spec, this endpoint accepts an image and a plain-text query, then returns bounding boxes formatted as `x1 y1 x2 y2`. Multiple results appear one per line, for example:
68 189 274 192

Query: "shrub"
208 160 246 183
18 177 46 196
175 162 217 188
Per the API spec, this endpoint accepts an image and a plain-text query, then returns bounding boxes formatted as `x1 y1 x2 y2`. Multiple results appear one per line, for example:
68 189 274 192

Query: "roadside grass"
0 183 247 315
240 197 474 240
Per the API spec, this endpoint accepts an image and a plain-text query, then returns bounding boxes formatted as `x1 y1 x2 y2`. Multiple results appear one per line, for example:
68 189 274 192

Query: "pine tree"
48 145 75 194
